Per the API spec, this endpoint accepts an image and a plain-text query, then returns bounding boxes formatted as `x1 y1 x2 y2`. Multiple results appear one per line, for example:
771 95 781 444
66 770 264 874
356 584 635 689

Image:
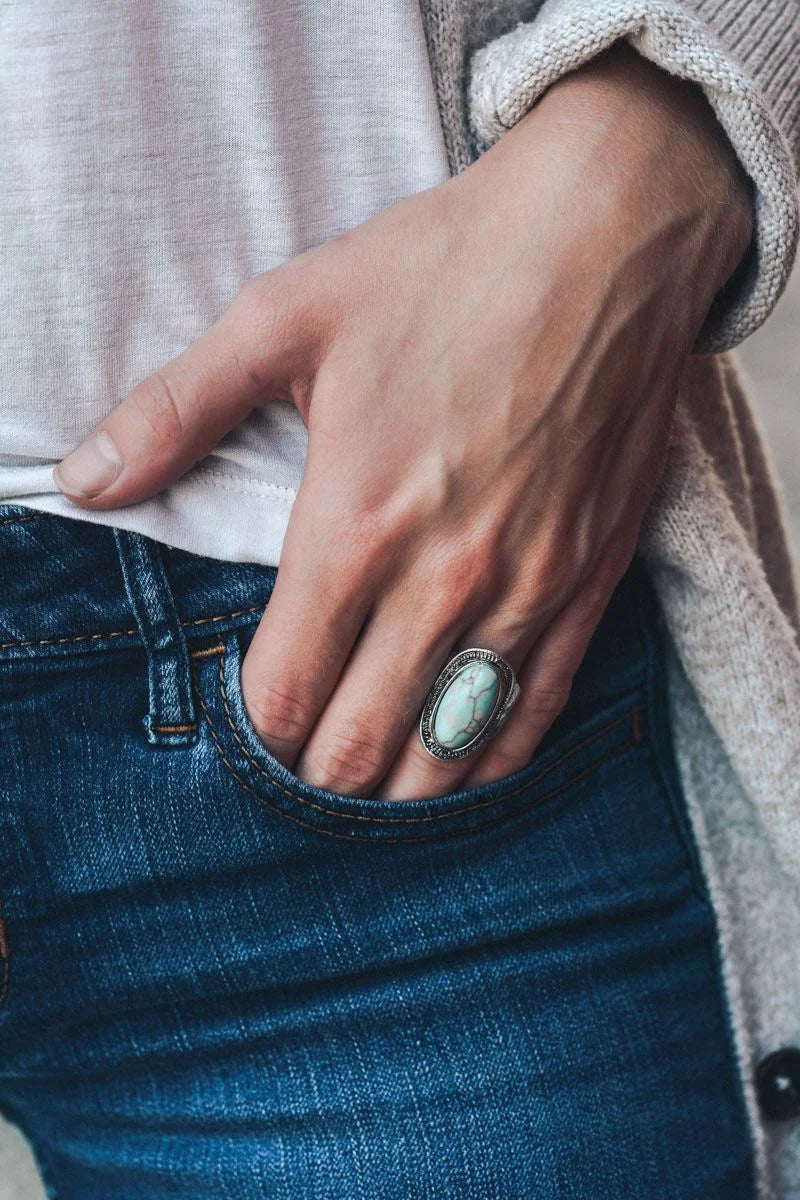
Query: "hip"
0 504 755 1198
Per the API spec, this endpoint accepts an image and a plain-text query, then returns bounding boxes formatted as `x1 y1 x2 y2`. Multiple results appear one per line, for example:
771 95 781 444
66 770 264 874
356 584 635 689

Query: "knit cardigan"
417 1 800 1196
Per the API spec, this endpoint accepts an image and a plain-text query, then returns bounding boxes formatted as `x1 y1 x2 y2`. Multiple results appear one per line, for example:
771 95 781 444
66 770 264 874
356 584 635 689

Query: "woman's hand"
53 43 751 800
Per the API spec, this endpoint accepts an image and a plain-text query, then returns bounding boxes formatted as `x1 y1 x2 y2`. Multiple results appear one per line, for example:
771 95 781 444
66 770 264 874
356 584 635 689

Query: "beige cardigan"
418 1 800 1195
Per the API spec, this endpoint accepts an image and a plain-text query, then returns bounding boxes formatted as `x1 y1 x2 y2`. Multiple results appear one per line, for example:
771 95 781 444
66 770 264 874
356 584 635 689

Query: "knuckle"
234 272 305 349
492 596 538 642
245 683 313 751
483 743 532 777
461 533 503 586
424 542 499 618
130 371 187 447
228 275 302 389
344 507 396 570
304 729 388 795
538 544 580 601
514 539 587 617
519 680 572 724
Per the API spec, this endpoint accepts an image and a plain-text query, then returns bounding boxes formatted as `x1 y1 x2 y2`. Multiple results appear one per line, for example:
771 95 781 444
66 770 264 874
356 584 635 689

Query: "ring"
418 647 521 761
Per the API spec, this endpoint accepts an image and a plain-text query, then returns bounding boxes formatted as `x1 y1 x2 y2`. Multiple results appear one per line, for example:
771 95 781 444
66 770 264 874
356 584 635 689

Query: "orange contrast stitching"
0 603 267 652
193 662 636 844
190 643 226 660
0 626 139 651
190 643 639 829
150 722 197 734
215 643 634 823
0 513 48 527
183 604 266 630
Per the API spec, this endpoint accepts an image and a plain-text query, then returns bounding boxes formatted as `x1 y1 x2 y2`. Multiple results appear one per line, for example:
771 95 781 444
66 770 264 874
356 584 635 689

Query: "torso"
0 1 451 563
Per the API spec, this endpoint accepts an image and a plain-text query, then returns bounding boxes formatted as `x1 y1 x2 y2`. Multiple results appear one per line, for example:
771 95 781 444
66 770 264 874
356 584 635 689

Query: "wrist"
549 43 752 271
462 39 753 325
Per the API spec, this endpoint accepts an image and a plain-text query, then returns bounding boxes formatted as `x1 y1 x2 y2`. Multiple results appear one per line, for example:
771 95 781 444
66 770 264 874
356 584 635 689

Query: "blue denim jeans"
0 504 755 1198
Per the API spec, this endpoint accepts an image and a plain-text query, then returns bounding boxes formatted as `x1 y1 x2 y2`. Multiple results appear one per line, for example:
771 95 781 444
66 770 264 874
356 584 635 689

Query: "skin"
53 42 753 801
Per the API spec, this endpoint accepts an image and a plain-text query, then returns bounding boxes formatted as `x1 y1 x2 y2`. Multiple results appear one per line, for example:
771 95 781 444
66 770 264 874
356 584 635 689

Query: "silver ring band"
418 646 521 761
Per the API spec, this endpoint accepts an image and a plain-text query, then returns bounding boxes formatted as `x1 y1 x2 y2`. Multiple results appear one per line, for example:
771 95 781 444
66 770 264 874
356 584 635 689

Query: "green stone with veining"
433 661 500 750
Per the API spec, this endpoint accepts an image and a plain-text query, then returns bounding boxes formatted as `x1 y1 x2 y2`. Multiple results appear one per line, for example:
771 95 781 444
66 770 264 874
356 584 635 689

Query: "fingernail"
53 431 122 498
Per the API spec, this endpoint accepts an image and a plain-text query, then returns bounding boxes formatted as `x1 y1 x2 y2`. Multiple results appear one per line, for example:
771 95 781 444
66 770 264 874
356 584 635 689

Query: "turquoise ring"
418 647 521 761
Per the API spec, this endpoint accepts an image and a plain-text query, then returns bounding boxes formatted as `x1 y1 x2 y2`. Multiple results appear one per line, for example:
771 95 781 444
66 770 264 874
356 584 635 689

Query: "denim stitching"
0 513 48 527
194 660 638 843
194 640 640 827
0 603 268 651
182 604 266 630
0 627 139 651
216 642 635 822
190 644 226 660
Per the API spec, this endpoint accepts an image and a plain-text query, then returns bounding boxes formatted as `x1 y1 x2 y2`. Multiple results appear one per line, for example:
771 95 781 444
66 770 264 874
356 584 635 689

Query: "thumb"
53 274 316 509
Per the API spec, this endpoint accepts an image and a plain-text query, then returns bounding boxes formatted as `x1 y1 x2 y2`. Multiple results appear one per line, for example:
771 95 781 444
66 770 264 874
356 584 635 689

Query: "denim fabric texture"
0 505 755 1198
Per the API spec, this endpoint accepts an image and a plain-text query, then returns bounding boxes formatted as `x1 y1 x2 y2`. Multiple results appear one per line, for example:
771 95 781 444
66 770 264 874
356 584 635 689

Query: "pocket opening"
190 630 644 843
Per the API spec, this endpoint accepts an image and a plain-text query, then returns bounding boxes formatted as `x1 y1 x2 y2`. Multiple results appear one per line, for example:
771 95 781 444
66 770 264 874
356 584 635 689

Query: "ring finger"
378 557 626 800
293 580 547 799
374 605 544 801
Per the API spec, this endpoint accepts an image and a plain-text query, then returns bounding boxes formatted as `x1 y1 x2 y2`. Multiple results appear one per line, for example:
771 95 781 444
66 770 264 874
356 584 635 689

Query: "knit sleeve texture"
467 0 800 353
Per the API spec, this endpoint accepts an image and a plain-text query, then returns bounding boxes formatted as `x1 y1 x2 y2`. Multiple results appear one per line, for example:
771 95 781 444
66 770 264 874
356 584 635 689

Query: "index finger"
239 473 379 769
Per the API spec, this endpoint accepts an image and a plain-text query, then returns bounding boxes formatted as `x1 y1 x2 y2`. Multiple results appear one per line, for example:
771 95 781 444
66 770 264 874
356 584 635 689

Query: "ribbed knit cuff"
467 0 799 353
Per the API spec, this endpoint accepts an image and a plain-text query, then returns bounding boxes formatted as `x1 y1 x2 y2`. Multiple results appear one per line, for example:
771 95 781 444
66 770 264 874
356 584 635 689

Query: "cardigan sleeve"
466 0 800 354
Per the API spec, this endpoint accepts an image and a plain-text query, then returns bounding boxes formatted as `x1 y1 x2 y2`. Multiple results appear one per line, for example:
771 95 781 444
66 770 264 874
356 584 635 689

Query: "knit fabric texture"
418 1 800 1196
468 0 799 354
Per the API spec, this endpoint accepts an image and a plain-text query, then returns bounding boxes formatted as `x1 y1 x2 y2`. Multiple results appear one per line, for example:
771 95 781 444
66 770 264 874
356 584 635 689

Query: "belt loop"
113 529 197 747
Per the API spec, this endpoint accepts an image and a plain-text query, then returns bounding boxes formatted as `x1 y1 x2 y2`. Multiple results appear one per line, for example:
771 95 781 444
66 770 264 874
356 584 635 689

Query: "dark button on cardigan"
756 1049 800 1121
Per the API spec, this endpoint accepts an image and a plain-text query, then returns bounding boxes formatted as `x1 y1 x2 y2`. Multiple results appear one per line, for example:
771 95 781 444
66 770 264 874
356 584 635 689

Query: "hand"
53 43 752 800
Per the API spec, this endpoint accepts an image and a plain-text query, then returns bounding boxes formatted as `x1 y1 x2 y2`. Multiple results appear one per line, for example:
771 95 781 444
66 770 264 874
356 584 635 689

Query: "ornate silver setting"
418 647 521 762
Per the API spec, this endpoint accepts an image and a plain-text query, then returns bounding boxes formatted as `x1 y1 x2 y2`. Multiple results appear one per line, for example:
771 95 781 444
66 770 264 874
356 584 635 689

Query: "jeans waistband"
0 506 278 747
0 504 663 739
1 506 277 651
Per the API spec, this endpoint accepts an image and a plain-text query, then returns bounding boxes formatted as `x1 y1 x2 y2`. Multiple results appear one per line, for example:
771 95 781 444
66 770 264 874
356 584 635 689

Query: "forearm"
460 40 752 343
468 0 800 352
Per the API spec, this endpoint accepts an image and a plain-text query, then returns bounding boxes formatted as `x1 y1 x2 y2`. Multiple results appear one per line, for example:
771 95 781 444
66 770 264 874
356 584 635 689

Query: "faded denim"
0 505 755 1198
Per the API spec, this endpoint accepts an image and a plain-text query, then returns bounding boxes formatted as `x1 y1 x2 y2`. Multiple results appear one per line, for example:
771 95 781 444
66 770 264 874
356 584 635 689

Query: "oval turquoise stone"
433 661 500 750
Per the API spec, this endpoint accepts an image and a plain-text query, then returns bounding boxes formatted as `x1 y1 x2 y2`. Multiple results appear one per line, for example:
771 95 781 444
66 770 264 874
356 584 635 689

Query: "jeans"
0 504 755 1198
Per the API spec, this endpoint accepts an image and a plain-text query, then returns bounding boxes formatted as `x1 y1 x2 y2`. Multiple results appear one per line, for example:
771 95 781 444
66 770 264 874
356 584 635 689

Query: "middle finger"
294 583 543 800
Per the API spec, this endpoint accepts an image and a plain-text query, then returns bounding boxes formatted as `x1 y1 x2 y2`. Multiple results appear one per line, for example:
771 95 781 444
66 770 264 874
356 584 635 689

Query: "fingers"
53 270 320 509
282 502 557 798
293 571 555 799
238 475 379 770
242 458 632 804
377 552 630 801
289 586 490 797
457 557 632 792
373 602 547 801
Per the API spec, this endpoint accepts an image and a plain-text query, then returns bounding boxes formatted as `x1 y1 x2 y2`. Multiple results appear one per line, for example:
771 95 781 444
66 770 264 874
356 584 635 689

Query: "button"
756 1048 800 1120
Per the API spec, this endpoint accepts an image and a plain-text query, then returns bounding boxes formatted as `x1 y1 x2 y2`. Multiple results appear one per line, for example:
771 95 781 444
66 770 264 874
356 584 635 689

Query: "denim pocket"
191 627 645 843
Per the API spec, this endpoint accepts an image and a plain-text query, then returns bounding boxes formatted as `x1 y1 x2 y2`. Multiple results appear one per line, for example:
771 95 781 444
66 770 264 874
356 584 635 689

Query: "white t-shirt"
0 2 451 565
